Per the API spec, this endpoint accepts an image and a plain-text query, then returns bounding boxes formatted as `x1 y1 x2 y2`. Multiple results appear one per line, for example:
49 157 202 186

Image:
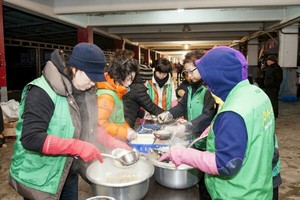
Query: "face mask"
72 69 95 91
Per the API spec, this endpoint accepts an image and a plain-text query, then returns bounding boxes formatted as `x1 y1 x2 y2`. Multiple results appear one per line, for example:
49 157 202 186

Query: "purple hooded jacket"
196 46 248 176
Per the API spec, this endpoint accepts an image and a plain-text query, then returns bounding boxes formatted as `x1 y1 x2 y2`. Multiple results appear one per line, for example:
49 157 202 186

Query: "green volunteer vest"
187 85 207 120
97 89 125 124
205 80 274 200
147 81 173 110
272 135 280 177
186 85 208 150
10 76 75 194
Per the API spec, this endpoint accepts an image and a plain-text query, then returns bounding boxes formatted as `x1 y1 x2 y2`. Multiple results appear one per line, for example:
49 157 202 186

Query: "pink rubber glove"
139 118 146 125
159 147 219 175
171 100 178 107
97 127 132 150
42 135 103 163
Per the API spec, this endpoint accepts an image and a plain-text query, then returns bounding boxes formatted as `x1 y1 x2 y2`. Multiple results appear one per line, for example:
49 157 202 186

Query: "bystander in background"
264 55 283 118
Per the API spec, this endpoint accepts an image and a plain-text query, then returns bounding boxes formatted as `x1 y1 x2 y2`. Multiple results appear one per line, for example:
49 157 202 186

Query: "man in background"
264 55 283 118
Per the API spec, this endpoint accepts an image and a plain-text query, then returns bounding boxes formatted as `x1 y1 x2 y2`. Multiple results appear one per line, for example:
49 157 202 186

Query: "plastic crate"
281 96 298 102
130 143 168 153
136 124 161 134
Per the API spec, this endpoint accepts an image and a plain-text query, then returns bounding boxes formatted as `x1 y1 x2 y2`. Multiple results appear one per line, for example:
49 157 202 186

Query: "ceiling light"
182 24 191 32
184 44 189 49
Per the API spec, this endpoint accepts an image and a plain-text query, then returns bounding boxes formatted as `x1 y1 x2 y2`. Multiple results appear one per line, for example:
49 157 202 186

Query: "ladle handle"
187 135 207 148
101 153 117 159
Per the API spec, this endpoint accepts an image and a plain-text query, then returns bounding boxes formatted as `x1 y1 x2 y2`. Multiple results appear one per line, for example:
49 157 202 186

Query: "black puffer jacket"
264 63 283 90
123 76 164 128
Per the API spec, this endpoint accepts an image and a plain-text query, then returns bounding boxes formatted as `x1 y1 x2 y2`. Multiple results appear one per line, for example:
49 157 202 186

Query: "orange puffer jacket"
97 73 129 141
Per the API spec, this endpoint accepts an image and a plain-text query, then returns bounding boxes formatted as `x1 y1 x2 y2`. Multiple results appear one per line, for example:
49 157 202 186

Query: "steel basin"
148 148 202 189
153 129 173 140
154 165 201 189
86 158 154 200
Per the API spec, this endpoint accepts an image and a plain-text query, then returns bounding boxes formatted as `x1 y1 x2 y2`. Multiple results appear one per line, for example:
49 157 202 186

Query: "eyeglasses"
183 67 197 75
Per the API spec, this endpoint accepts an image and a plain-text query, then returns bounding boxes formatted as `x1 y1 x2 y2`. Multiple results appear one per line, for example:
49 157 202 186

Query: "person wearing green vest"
9 43 107 200
157 50 215 138
146 58 177 110
272 135 282 200
97 56 139 142
160 46 275 200
158 50 216 200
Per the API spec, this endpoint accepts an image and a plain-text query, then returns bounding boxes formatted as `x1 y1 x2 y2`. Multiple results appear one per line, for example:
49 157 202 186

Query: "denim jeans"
60 171 78 200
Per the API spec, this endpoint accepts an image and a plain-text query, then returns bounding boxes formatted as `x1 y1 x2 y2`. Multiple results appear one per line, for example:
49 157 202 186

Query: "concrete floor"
0 101 300 200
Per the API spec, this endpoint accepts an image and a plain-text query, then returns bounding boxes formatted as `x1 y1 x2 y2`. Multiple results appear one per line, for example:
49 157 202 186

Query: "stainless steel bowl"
148 148 202 189
154 166 201 189
153 129 173 140
86 158 154 200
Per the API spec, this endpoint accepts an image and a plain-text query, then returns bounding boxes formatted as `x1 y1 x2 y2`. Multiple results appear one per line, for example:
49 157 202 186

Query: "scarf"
154 73 169 88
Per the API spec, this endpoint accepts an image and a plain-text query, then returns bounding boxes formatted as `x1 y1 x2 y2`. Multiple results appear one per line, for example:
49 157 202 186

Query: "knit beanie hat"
139 64 153 81
68 42 106 82
266 55 277 63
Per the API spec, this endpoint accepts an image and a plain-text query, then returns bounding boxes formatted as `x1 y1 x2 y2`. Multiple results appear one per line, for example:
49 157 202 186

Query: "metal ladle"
101 150 140 166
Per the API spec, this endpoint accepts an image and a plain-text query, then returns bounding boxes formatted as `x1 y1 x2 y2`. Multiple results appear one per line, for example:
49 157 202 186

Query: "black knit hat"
139 64 153 81
266 55 277 63
68 42 106 82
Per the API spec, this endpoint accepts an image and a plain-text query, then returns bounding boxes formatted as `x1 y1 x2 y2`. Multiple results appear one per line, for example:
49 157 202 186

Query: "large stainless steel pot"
86 158 154 200
148 148 202 189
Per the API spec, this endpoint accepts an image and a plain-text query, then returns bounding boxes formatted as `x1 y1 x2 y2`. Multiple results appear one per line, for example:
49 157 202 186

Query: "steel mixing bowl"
148 148 202 189
86 157 154 200
153 129 173 140
154 165 201 189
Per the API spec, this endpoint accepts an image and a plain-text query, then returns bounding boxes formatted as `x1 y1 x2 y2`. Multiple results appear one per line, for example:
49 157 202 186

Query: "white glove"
143 111 152 120
127 128 137 141
177 118 188 124
157 111 173 123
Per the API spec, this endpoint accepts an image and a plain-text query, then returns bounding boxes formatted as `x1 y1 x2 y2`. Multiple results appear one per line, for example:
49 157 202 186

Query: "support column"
156 52 159 59
0 0 8 101
133 45 140 64
247 38 259 80
278 24 298 96
150 50 155 67
115 39 125 50
144 49 150 66
77 26 94 43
